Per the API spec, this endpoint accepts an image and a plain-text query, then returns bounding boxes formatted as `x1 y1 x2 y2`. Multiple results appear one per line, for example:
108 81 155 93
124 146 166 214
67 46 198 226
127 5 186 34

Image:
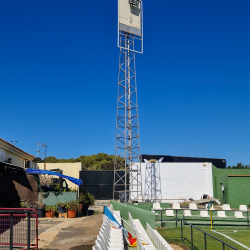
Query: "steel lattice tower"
144 158 163 202
113 0 143 203
113 33 142 202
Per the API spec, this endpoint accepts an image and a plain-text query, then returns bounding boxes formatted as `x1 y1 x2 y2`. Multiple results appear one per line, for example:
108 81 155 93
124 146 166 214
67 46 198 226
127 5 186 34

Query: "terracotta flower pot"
79 204 83 212
46 210 54 218
68 210 77 218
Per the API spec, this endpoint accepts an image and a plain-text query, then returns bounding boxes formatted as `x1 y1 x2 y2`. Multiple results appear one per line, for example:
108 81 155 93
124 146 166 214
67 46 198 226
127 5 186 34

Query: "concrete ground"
39 214 103 250
38 201 182 250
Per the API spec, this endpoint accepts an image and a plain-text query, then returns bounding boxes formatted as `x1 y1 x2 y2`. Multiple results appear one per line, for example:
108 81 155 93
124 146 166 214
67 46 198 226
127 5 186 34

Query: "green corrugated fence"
111 200 155 229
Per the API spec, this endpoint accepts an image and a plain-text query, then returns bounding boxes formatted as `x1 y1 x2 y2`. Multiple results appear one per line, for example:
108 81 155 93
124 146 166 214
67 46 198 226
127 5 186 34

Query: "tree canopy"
227 163 250 169
35 153 125 170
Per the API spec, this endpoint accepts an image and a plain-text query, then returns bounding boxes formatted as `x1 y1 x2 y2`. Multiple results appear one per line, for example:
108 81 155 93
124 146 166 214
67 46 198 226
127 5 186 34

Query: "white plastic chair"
217 211 227 218
153 202 162 210
200 210 209 218
151 210 158 215
92 246 100 250
223 204 231 210
172 202 180 209
189 203 197 210
235 211 244 219
165 210 174 216
183 210 192 217
239 205 248 211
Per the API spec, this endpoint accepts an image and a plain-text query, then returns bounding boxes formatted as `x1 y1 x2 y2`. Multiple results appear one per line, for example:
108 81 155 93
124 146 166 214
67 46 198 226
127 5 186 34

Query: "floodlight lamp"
129 0 139 7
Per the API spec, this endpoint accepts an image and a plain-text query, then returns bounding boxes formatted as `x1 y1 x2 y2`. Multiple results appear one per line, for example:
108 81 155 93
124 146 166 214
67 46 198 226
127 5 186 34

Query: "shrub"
66 200 79 211
45 205 57 212
78 191 95 207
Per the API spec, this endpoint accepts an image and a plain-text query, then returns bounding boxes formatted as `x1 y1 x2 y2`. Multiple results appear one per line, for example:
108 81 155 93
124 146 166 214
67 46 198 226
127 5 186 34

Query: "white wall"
131 162 213 201
0 144 34 168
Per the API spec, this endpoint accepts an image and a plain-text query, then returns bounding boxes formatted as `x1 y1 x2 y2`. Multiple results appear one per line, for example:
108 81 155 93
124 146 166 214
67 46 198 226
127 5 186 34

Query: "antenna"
36 142 47 170
10 140 18 146
113 0 143 202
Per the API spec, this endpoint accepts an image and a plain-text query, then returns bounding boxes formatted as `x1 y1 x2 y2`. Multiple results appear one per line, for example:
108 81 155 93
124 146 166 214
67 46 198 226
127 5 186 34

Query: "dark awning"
0 162 26 175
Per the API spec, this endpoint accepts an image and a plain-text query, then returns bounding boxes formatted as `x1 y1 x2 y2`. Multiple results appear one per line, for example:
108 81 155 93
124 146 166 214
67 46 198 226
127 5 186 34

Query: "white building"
131 162 213 202
0 137 35 169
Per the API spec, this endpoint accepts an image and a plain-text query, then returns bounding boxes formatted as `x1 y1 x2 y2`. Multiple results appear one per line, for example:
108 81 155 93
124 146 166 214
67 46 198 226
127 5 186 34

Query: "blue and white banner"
103 206 122 229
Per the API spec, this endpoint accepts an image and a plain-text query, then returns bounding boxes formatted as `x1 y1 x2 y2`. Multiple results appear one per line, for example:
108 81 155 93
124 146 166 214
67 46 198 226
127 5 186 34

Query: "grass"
157 225 250 250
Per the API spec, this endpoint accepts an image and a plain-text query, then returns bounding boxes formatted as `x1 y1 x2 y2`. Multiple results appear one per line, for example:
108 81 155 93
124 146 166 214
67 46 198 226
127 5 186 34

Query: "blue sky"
1 0 250 166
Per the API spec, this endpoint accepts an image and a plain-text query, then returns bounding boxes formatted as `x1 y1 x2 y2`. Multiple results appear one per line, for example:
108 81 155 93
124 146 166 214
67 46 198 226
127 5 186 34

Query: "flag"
103 206 122 229
126 232 137 247
103 206 147 248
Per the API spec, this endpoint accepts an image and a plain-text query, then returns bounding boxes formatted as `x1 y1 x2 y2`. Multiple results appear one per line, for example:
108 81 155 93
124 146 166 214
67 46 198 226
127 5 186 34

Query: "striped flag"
103 206 122 229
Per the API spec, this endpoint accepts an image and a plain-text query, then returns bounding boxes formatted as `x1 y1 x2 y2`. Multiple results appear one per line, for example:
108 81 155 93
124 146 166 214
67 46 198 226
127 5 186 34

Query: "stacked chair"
146 223 174 250
92 205 124 250
129 212 156 250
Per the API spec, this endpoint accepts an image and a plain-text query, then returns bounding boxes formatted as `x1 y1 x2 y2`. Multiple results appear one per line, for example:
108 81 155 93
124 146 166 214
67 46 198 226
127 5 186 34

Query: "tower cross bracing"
113 33 142 202
144 158 163 202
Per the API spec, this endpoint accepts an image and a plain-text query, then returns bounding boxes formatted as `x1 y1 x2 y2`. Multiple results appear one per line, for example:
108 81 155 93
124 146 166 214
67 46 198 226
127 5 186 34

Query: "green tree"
44 156 58 163
37 153 126 170
227 162 250 169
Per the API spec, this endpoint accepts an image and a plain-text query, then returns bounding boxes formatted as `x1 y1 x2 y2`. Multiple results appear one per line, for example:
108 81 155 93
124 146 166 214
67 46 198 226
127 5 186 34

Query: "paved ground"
37 201 183 250
40 214 103 250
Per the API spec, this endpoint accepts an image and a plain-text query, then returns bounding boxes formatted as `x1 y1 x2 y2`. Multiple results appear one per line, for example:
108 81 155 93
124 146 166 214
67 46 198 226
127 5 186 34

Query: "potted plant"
57 202 68 213
20 202 30 208
78 191 95 215
66 201 79 218
30 202 45 218
45 205 57 218
37 202 45 217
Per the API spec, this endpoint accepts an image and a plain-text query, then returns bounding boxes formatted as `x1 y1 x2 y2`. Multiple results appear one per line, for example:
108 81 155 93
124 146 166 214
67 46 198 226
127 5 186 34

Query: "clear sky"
1 1 250 166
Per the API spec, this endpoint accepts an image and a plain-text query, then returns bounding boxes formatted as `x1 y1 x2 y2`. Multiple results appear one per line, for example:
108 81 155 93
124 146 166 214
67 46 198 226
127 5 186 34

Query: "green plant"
37 202 45 209
45 205 57 212
30 202 45 209
66 200 79 211
56 202 68 208
20 202 30 208
78 191 95 207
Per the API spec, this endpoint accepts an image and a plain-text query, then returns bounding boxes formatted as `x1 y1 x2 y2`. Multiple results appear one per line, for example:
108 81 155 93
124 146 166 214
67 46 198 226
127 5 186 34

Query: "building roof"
0 137 35 160
141 154 226 169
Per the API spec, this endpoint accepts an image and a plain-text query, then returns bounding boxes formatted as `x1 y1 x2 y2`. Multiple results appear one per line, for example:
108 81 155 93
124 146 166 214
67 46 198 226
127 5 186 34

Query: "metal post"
204 233 207 250
27 211 30 250
181 220 183 243
176 209 178 227
222 242 225 250
10 213 13 250
161 210 163 227
210 208 213 230
247 211 249 226
191 225 193 250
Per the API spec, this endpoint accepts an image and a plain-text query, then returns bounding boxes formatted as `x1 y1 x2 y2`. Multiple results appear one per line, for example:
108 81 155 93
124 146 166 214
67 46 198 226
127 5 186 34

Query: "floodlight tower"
144 158 163 202
113 0 143 202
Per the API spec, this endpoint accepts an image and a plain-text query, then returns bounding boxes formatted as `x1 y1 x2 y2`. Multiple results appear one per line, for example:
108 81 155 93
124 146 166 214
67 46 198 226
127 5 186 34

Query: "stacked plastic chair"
128 212 156 250
92 206 124 250
146 223 174 250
